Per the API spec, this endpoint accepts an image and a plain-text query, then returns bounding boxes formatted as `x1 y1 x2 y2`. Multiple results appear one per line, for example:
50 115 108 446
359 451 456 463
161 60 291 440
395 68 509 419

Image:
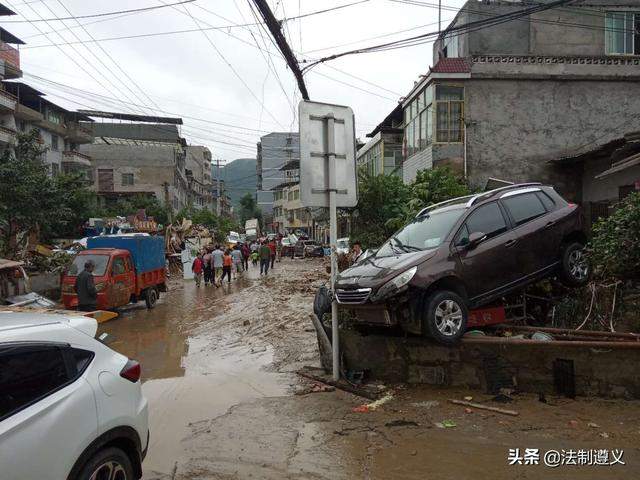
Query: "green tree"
348 171 411 249
0 130 99 254
238 192 262 226
589 192 640 280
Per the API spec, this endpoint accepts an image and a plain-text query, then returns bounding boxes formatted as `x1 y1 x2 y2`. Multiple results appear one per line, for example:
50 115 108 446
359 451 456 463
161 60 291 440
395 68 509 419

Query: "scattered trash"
411 400 439 409
588 422 600 429
385 419 419 428
346 370 365 385
600 432 609 439
449 399 519 417
296 382 335 395
464 396 473 401
250 346 267 354
352 393 394 413
243 320 250 326
532 331 554 342
410 450 417 456
568 420 579 428
438 420 457 428
464 408 473 414
492 393 514 403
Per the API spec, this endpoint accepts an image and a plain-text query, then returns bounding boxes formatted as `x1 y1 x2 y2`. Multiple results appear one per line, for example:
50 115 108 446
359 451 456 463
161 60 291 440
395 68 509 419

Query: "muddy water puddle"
99 270 291 477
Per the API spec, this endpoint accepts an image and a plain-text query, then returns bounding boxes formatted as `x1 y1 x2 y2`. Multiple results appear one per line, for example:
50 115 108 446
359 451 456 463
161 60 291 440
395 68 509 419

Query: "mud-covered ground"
100 259 640 480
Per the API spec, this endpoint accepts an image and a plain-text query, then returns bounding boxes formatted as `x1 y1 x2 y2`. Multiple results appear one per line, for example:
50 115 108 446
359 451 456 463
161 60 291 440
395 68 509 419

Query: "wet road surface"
100 259 640 479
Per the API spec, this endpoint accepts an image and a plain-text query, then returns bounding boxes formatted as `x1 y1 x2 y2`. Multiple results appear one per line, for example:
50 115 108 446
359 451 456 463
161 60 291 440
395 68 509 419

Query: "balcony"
0 125 17 145
0 89 16 111
66 123 93 143
15 103 43 122
62 150 92 167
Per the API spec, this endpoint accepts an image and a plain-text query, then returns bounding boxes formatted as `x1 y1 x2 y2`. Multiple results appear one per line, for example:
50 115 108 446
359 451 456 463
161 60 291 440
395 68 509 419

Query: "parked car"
62 234 166 310
281 236 296 258
0 312 149 480
336 237 350 255
295 240 322 258
335 184 589 344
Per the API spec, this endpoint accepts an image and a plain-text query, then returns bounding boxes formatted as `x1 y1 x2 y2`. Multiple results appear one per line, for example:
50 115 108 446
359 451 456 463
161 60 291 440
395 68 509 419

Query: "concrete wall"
464 78 640 192
81 143 185 208
437 1 617 59
341 331 640 399
403 147 432 184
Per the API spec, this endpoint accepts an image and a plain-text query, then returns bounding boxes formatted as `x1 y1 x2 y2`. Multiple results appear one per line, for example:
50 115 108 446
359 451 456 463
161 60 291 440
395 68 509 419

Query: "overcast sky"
4 0 467 163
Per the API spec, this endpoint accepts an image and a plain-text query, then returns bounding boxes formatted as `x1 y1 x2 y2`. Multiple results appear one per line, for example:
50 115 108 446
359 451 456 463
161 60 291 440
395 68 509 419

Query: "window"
50 163 59 176
605 11 640 55
0 345 69 420
435 85 464 143
51 134 59 151
121 173 134 186
457 202 508 245
502 192 547 226
112 257 126 275
443 33 459 58
536 191 556 211
403 86 434 158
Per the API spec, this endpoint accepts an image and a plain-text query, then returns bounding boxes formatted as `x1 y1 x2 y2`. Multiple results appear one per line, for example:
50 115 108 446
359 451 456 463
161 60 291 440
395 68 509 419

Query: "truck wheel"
423 290 468 345
145 288 158 309
559 242 590 287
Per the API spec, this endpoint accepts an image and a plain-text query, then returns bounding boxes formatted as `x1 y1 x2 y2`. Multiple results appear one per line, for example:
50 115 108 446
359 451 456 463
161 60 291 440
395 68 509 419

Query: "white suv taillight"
120 359 141 382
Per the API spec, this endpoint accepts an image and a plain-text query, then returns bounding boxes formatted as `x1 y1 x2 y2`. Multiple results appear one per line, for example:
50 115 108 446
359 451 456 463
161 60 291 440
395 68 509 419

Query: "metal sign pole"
324 115 340 382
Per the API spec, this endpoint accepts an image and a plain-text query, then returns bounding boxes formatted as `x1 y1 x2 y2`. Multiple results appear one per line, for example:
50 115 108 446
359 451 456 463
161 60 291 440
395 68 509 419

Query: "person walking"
259 241 271 275
241 242 251 271
75 260 97 312
211 244 224 286
221 249 233 284
268 238 277 270
202 249 212 286
192 253 204 287
231 245 243 276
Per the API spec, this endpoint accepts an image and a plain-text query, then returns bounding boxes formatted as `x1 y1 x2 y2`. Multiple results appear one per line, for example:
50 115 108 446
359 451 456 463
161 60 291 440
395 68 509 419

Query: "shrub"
589 192 640 280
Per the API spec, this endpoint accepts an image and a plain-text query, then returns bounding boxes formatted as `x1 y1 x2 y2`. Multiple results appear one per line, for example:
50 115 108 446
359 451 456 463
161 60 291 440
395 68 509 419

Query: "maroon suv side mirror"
467 231 487 249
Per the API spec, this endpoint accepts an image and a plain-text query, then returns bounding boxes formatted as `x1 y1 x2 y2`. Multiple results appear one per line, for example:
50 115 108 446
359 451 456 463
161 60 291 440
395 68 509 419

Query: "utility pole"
215 158 221 216
252 0 310 100
438 0 442 32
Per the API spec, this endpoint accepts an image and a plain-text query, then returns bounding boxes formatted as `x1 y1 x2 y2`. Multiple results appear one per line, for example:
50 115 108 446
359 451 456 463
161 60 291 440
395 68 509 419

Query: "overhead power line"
301 0 575 71
251 0 309 100
1 0 197 23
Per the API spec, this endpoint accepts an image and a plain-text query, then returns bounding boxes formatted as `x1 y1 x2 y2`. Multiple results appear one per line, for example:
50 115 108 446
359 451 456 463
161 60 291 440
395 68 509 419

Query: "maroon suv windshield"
378 207 466 256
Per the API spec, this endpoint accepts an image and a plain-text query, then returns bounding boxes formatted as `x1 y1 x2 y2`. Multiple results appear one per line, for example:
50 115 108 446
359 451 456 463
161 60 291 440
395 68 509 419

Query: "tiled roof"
431 57 471 74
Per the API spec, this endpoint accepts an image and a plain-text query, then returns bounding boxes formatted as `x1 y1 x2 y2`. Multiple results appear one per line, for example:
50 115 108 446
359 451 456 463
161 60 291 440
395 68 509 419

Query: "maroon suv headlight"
370 266 417 302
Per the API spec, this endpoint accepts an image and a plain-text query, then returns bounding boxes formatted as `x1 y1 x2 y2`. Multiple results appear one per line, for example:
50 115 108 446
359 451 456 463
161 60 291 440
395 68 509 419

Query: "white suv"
0 312 149 480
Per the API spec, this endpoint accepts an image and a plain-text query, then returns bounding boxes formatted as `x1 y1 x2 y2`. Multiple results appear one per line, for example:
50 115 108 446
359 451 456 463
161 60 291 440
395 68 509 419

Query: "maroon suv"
335 184 589 344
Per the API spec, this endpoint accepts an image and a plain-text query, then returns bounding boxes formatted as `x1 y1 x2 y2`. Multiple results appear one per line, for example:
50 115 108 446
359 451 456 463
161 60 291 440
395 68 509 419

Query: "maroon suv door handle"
504 239 517 247
543 221 556 229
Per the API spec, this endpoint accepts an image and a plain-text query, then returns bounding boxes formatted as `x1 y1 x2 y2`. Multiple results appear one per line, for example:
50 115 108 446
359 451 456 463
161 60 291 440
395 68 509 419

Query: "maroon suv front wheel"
423 290 469 345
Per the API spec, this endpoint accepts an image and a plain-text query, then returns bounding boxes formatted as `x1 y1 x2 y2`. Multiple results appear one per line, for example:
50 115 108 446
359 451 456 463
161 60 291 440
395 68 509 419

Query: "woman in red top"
221 249 233 283
192 254 204 287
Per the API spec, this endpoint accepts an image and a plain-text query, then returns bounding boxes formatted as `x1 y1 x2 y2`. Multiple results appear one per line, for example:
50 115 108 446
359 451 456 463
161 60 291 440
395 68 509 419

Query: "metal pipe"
503 325 640 340
463 337 640 349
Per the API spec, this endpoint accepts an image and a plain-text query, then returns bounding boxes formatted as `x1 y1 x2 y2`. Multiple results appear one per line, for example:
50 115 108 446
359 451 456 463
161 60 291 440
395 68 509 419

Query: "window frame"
434 84 465 144
453 201 510 247
121 173 134 186
0 342 94 422
500 192 549 227
605 11 640 56
403 85 435 159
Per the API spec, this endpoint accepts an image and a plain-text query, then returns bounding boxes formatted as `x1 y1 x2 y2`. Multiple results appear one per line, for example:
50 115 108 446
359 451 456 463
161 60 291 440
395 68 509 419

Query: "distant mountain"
215 157 257 209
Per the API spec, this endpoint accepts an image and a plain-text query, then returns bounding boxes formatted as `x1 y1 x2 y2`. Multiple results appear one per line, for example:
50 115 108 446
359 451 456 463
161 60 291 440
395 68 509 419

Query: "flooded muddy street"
100 259 640 480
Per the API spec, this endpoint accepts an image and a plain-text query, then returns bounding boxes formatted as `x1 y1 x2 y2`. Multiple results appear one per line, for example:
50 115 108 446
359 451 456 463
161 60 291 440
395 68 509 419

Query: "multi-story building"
4 82 94 177
212 178 232 217
80 117 189 213
400 0 640 201
185 145 214 210
271 156 313 235
256 132 299 231
357 105 403 177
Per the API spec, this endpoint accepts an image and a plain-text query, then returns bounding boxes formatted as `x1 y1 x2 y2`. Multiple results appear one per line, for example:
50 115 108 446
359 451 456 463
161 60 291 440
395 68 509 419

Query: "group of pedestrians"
190 237 279 286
